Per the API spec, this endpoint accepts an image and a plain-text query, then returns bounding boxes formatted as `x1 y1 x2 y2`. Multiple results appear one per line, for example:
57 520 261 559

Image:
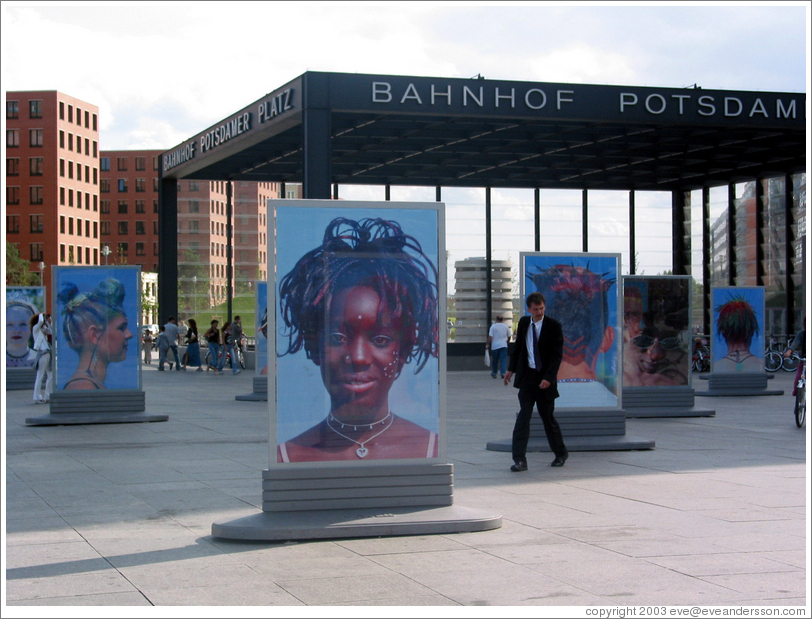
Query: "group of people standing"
142 316 243 375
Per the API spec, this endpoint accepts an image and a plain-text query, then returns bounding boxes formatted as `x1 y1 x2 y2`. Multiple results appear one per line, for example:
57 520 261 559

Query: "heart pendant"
356 446 368 458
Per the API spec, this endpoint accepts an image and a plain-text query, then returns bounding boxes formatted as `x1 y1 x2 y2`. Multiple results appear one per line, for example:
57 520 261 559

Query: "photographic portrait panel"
522 253 621 409
273 202 443 464
255 280 268 377
622 276 691 388
53 266 141 391
6 286 46 369
711 286 765 374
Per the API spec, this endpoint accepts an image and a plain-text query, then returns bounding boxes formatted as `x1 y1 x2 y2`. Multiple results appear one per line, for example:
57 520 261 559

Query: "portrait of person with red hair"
712 288 765 373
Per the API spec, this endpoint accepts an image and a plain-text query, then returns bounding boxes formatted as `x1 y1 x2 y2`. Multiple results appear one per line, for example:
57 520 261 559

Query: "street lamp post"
101 245 111 265
38 261 45 286
192 276 197 317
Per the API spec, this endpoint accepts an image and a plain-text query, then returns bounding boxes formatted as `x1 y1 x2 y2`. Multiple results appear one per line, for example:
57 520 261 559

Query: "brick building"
5 91 100 292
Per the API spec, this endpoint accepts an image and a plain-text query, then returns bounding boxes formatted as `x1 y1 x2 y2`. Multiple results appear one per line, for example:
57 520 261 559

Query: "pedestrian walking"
143 329 154 364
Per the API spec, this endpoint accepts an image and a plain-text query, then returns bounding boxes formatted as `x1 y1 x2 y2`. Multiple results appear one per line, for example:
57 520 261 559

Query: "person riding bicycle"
784 326 806 396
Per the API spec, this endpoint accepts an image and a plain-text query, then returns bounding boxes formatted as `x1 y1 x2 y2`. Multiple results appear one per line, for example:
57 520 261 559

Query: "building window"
189 199 200 213
118 221 129 235
85 138 90 155
153 156 160 170
118 200 128 214
100 179 110 193
76 164 82 181
6 157 19 176
93 168 98 185
29 100 43 118
68 161 73 179
189 220 199 234
68 246 74 263
154 242 159 256
6 129 19 147
93 221 98 238
30 214 44 233
153 199 159 213
85 110 90 129
93 141 97 157
85 219 91 237
30 243 44 262
60 215 65 234
60 159 65 177
117 157 127 171
135 200 146 213
135 221 146 235
7 214 20 233
135 156 146 171
60 187 65 205
118 178 128 192
68 217 74 235
30 186 44 205
75 138 82 155
7 186 20 204
118 242 128 257
59 101 65 120
29 129 43 147
68 105 73 123
7 100 19 119
93 114 97 131
189 181 199 191
60 130 65 149
68 189 73 207
93 195 98 211
135 178 146 192
100 200 110 214
100 157 110 171
76 107 82 124
29 157 43 176
68 133 73 151
100 221 111 235
153 177 159 192
136 242 146 256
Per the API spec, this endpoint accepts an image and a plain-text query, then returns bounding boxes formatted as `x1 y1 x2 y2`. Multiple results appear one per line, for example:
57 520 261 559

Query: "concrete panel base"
623 386 716 418
236 376 268 401
25 412 169 426
697 373 784 397
25 389 168 425
6 368 37 391
487 433 655 452
212 462 502 541
212 505 502 541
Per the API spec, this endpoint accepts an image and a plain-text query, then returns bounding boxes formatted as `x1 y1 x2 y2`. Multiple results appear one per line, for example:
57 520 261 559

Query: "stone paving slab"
3 366 808 610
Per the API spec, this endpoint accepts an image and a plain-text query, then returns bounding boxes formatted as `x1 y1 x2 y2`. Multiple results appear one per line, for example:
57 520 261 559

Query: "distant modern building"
5 90 100 294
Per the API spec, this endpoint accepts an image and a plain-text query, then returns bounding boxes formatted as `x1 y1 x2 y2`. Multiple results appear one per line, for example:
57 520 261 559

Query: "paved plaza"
3 366 808 610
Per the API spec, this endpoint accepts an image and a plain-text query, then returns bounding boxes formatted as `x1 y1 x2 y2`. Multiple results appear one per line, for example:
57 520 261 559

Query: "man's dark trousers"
512 368 567 462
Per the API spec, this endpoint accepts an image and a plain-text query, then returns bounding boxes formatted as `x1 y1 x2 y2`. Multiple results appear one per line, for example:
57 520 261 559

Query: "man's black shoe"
551 454 568 467
510 461 528 472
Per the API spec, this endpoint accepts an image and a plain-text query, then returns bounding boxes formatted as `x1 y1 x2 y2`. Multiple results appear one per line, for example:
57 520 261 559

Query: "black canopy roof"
161 71 806 192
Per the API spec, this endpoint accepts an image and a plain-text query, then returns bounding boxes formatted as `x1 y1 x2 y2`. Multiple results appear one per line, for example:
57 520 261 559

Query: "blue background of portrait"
711 286 765 367
274 204 441 447
522 253 620 408
53 266 140 390
255 280 268 376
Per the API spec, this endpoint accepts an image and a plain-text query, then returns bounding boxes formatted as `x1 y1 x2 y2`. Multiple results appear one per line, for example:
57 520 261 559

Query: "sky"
2 1 809 279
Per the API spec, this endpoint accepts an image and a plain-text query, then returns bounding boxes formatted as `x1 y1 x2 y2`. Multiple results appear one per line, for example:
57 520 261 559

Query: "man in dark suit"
503 291 568 471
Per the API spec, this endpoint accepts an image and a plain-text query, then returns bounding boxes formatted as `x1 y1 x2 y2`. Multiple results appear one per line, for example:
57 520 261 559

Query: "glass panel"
634 192 672 276
733 182 757 285
539 189 582 253
587 190 630 273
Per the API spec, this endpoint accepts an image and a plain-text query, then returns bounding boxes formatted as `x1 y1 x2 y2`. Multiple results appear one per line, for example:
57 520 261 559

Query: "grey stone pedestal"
6 368 36 391
236 376 268 401
623 386 716 418
25 390 168 426
212 463 501 541
697 373 784 397
486 407 655 452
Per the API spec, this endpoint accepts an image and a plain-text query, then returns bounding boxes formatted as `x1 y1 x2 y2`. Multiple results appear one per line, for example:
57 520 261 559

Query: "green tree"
6 244 39 286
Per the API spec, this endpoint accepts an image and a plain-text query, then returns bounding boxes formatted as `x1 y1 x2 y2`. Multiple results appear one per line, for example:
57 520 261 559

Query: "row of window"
100 178 156 193
59 101 97 130
59 159 98 184
100 156 161 172
60 130 98 157
6 157 44 176
100 221 151 236
8 186 100 209
7 128 43 148
100 199 158 214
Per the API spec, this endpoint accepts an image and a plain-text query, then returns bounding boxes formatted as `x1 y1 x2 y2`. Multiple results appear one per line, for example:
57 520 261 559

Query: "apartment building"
5 91 100 292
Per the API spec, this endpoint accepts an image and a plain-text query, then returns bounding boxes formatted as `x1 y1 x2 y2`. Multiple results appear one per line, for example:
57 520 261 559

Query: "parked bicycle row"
690 333 804 374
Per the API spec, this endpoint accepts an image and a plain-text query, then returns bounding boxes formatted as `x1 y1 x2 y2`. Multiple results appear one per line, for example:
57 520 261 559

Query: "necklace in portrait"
326 411 394 458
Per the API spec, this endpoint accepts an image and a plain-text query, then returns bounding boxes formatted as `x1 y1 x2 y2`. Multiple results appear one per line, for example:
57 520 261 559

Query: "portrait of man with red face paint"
523 255 621 409
274 209 441 463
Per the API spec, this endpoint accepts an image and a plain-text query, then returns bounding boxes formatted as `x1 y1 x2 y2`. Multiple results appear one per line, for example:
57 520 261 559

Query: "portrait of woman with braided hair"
55 269 138 390
275 208 441 463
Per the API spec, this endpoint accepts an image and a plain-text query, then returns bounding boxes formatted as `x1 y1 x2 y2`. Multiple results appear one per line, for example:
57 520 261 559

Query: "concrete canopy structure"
158 70 806 323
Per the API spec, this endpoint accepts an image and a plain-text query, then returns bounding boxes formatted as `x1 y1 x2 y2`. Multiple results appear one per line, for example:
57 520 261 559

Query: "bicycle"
793 358 805 428
764 337 785 372
781 335 801 372
204 342 246 371
692 337 710 373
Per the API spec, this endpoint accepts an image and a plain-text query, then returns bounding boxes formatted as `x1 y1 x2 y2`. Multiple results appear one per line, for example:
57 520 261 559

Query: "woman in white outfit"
31 313 53 403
